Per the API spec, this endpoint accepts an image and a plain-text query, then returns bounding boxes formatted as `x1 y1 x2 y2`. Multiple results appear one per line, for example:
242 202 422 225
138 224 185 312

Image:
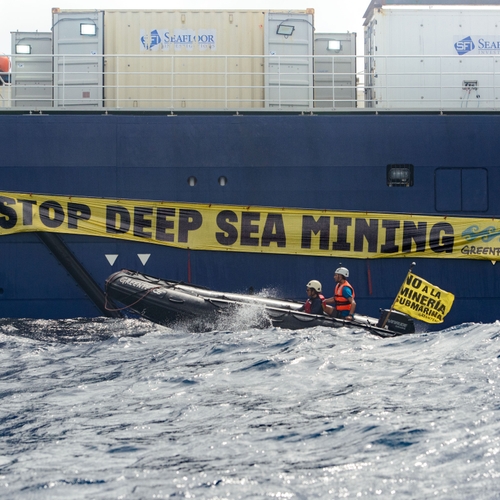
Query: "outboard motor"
377 309 415 334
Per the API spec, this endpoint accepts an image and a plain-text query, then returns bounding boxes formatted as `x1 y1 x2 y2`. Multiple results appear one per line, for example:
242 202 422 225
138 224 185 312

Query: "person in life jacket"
299 280 325 315
322 267 356 320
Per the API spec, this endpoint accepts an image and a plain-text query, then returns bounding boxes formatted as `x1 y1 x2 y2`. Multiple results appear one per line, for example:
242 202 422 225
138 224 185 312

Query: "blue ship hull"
1 111 499 328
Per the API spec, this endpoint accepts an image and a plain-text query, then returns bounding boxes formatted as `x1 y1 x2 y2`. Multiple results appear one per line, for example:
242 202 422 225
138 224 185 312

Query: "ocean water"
0 310 499 499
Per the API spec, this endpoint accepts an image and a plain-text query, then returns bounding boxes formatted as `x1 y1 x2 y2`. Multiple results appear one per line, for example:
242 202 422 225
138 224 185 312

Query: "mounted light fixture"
276 24 295 36
80 23 97 36
387 164 414 187
15 44 31 54
328 40 341 51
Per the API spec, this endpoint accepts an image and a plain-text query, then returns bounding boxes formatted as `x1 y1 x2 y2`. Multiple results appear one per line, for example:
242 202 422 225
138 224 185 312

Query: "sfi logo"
455 36 475 55
141 29 162 50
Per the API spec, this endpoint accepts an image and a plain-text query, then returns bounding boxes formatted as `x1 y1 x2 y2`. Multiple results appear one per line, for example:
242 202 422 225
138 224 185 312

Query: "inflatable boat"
104 270 416 338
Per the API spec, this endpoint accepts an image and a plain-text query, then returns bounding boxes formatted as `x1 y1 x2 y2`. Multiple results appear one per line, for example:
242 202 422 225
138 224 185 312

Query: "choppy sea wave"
0 311 499 499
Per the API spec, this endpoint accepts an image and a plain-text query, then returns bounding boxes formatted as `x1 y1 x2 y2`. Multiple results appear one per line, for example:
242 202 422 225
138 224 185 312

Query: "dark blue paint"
1 112 499 326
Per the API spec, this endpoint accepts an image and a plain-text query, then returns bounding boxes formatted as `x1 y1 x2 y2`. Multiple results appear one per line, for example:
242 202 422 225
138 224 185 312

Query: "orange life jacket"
334 281 354 311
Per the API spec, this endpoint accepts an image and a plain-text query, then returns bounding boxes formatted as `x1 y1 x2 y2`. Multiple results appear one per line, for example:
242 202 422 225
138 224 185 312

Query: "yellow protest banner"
1 190 500 260
393 272 455 323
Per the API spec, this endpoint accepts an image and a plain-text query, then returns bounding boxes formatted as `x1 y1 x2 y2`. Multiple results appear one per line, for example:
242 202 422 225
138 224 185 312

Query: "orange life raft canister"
0 56 10 73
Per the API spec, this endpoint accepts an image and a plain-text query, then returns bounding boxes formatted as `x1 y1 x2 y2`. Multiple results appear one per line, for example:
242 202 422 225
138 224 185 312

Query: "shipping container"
44 8 318 110
314 32 356 108
10 31 52 108
103 9 267 109
264 10 314 109
364 3 500 108
51 9 312 110
52 9 104 108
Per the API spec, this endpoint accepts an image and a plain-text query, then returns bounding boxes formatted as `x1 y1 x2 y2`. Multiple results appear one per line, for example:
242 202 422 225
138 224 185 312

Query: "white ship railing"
1 53 500 112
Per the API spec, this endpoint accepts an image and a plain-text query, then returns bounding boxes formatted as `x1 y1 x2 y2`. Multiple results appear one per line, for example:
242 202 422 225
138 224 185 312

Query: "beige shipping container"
103 10 268 109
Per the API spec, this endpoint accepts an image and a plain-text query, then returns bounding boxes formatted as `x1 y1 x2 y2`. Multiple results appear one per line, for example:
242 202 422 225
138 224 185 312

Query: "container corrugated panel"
264 11 315 109
365 7 500 109
10 31 52 108
52 10 104 108
314 33 356 108
103 10 267 109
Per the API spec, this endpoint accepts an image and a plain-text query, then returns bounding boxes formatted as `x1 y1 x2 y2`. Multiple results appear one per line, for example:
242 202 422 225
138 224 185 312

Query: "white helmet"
335 267 349 278
306 280 322 293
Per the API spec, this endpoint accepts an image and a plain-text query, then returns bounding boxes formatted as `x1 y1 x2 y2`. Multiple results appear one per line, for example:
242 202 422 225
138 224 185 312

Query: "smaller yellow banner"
393 272 455 324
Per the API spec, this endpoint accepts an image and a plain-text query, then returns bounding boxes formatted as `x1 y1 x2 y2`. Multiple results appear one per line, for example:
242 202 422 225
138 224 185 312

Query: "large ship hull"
1 111 499 328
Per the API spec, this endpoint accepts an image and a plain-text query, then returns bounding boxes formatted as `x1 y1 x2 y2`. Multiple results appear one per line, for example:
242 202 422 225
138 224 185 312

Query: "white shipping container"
10 31 52 108
103 10 268 109
264 10 314 109
364 5 500 109
52 9 104 108
314 32 356 108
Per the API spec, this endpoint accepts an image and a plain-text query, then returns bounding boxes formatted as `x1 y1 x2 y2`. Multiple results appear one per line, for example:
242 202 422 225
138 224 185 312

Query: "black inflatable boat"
105 270 416 338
